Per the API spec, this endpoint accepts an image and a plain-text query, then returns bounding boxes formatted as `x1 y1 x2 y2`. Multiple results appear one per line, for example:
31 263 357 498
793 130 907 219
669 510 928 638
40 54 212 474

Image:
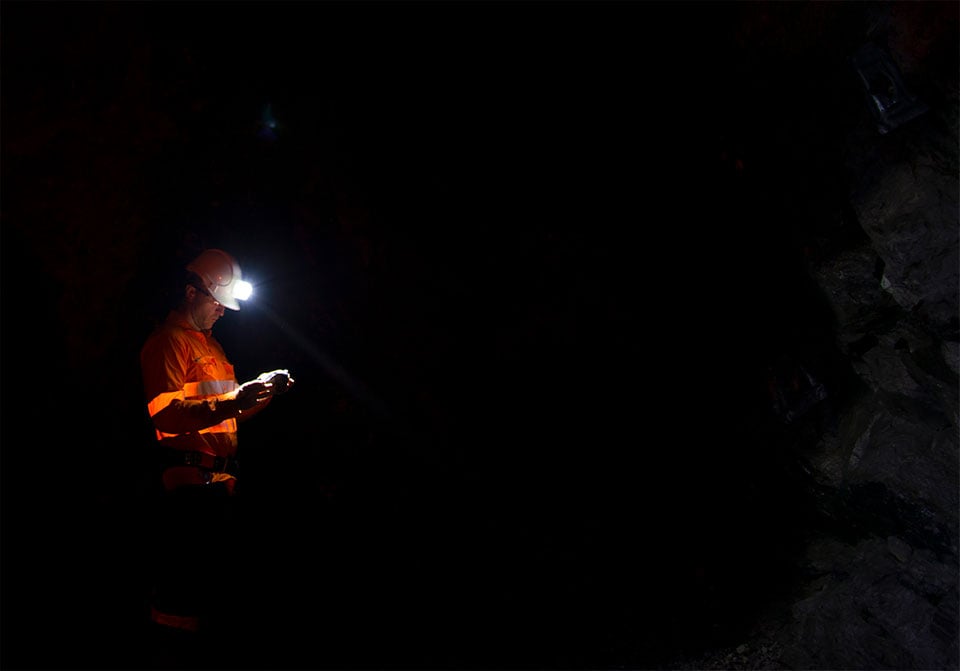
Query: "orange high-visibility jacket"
140 311 259 489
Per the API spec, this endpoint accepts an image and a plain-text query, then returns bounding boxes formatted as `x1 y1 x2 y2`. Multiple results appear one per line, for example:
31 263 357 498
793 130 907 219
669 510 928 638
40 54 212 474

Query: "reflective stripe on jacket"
140 311 239 457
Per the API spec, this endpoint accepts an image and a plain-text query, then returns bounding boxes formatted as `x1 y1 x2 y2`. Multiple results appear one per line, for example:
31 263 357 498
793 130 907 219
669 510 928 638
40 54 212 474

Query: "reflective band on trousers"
150 605 200 632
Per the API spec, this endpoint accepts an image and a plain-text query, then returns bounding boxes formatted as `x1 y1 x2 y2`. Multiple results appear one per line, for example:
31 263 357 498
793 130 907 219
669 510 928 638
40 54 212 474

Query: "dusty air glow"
235 280 253 302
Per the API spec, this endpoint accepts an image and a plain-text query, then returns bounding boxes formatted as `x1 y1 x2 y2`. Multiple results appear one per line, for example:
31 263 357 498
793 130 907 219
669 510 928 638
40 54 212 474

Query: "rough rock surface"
674 4 959 668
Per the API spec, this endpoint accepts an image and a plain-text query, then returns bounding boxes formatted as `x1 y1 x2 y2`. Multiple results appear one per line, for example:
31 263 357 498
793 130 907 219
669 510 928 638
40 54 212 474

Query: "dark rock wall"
681 3 959 669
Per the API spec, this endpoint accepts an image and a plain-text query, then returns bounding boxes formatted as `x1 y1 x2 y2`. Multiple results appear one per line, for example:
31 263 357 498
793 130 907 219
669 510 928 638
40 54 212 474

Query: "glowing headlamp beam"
252 301 393 422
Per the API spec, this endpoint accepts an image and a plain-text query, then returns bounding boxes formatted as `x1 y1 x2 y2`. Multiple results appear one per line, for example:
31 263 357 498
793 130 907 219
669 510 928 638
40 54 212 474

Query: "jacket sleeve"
141 331 239 435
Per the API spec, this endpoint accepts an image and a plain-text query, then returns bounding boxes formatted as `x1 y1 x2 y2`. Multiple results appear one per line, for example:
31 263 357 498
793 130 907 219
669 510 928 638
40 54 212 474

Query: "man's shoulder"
142 313 191 350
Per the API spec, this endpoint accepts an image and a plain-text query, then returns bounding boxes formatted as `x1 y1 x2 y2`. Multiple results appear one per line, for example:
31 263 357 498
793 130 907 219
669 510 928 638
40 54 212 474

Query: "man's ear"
184 284 198 301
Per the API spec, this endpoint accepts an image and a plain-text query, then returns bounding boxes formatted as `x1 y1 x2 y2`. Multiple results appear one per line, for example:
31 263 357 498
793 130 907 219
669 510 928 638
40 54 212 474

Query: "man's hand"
256 369 295 395
233 369 294 416
235 380 273 411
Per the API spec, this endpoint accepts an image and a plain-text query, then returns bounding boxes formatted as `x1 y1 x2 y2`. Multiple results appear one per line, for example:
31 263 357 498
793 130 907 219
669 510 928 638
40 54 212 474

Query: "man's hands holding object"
256 369 294 394
235 369 295 412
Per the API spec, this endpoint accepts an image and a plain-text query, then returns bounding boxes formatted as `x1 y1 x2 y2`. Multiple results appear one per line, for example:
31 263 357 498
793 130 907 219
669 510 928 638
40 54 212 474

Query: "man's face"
187 284 226 331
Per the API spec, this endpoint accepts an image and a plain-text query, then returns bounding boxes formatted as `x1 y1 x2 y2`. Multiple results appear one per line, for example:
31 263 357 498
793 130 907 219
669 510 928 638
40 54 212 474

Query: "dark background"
2 1 875 668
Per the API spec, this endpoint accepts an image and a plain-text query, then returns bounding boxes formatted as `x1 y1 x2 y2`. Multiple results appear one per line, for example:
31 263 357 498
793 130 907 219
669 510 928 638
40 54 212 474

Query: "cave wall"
682 2 960 669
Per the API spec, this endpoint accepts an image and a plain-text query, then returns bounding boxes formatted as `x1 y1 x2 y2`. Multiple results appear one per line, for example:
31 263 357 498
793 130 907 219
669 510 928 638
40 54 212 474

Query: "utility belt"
155 448 240 476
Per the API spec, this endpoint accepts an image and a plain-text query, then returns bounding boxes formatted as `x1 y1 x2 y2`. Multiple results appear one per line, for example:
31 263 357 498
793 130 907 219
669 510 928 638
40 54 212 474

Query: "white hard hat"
185 248 249 310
